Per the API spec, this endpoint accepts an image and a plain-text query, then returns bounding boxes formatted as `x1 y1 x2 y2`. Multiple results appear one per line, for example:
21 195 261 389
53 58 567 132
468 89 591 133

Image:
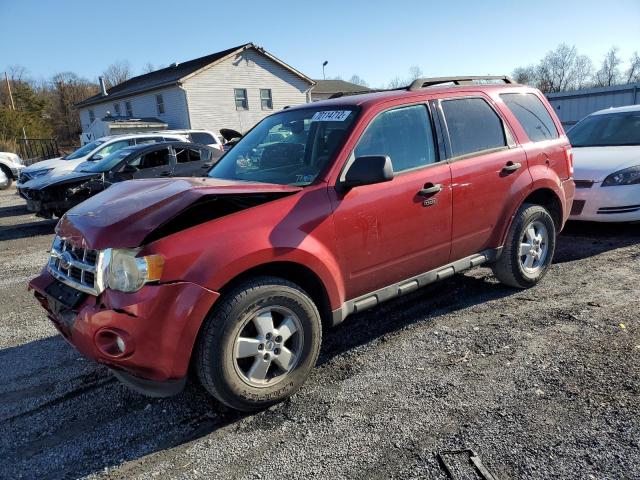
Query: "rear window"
441 98 506 157
189 132 216 145
501 93 558 142
175 147 202 163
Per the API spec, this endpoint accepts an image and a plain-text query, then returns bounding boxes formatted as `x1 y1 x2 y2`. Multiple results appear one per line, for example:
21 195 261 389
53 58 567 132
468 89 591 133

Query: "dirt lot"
1 184 638 480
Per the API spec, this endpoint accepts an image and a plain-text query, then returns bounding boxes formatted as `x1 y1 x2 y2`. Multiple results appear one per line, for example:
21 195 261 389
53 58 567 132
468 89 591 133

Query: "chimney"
99 76 108 96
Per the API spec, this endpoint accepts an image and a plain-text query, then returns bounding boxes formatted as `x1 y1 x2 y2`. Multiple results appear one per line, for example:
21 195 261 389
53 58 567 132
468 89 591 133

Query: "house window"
260 89 273 110
113 103 121 115
125 101 133 117
88 109 95 123
234 88 248 110
156 94 165 115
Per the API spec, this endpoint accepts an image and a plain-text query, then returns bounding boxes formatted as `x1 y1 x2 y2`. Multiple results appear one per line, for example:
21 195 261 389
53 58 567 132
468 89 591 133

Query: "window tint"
354 105 436 172
260 89 273 110
501 93 558 142
441 98 507 157
131 148 170 169
189 132 215 144
156 94 165 115
175 147 201 163
234 89 248 110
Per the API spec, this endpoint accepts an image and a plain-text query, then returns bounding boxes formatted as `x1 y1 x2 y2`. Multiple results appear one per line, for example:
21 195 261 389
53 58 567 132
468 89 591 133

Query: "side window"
135 137 159 145
156 94 165 115
130 148 170 169
354 104 436 172
189 132 215 144
175 148 201 163
125 101 133 117
500 93 559 142
441 98 507 157
234 89 248 110
93 140 131 159
260 89 273 110
113 103 121 115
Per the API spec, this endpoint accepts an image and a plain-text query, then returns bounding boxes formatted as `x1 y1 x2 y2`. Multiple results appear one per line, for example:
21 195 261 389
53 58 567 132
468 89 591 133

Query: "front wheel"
195 276 322 411
492 203 556 288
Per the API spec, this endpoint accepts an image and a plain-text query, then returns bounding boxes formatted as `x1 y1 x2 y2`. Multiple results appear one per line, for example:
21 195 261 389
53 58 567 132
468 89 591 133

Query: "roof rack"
407 76 516 91
328 88 393 99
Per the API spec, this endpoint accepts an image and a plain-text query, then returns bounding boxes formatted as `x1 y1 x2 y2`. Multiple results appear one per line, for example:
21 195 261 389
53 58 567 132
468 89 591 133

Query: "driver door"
129 147 174 179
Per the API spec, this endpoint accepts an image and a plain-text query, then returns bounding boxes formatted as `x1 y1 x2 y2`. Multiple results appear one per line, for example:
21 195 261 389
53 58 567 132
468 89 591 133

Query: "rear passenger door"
173 146 209 177
438 96 530 260
332 103 453 299
129 147 174 179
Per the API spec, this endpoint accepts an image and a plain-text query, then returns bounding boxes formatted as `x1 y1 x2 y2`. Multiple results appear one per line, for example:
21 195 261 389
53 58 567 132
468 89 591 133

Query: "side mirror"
340 155 394 190
90 154 104 161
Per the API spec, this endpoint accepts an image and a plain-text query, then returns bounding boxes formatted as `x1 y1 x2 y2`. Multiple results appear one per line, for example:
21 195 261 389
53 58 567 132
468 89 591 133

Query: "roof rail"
328 88 393 99
407 76 516 91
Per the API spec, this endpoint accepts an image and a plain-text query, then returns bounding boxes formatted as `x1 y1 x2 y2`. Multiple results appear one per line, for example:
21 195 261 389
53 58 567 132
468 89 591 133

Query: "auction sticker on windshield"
311 110 352 122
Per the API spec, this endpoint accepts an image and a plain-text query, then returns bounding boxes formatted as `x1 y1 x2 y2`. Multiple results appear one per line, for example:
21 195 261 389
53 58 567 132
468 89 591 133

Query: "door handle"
502 161 521 173
418 183 442 196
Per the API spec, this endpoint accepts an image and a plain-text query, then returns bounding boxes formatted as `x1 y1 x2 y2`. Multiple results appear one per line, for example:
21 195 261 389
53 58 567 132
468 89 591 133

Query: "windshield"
79 148 133 172
568 111 640 147
63 140 106 160
208 107 358 185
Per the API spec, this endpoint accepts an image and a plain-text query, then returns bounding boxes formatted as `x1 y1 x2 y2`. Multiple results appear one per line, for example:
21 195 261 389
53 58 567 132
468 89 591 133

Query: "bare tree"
348 74 369 87
387 76 405 89
7 65 29 83
102 60 132 88
142 62 155 74
535 44 578 93
625 51 640 84
512 65 537 86
49 72 98 142
408 65 423 81
572 55 594 90
594 47 621 87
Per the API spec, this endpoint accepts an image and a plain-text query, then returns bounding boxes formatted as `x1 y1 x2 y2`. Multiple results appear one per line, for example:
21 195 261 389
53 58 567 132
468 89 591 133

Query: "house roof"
75 43 314 108
311 79 373 95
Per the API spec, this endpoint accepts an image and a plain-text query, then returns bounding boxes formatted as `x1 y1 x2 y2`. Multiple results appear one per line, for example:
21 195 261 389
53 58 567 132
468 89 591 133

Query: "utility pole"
322 61 328 80
4 71 15 110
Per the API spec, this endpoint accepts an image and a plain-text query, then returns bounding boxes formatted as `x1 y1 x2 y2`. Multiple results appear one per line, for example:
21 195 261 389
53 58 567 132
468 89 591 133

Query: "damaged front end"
22 174 106 219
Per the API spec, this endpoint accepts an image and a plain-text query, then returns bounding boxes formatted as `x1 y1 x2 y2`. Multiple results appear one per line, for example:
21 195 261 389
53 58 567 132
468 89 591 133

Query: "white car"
0 168 9 190
0 151 25 188
568 104 640 222
159 129 225 151
17 133 188 188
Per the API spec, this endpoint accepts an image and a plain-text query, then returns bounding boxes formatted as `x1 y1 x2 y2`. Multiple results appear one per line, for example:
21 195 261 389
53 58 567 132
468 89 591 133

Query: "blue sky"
1 0 639 87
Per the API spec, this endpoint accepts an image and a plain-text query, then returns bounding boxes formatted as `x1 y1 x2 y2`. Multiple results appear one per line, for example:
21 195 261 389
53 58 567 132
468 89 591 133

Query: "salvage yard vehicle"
19 142 221 218
17 133 188 187
0 151 25 189
568 104 640 221
0 168 9 189
29 76 575 411
159 129 226 151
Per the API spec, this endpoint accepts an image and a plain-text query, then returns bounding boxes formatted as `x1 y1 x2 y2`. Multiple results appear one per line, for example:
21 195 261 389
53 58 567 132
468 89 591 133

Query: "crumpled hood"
57 177 302 249
573 146 640 182
22 171 101 191
22 157 63 172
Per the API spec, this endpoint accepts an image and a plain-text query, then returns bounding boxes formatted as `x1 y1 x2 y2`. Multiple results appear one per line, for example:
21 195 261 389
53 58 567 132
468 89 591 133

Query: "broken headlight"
103 249 164 293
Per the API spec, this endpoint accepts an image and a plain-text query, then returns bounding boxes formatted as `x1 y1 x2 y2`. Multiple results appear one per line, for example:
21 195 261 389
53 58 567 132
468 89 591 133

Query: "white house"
75 43 315 141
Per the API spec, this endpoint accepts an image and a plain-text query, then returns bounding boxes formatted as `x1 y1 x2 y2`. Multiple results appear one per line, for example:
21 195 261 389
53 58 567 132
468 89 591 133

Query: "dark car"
19 142 221 218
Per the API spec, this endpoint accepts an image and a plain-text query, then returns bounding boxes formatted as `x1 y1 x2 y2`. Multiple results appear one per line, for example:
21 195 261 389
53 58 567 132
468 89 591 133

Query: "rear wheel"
195 276 322 411
492 203 556 288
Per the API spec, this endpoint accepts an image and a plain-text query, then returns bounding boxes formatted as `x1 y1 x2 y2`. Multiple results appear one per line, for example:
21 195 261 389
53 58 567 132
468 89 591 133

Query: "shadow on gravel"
0 203 29 219
0 273 517 479
0 219 57 241
555 220 640 263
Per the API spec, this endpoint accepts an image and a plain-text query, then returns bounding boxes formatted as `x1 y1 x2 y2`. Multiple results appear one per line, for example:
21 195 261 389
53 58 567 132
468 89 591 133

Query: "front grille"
47 236 102 295
570 200 586 216
597 204 640 215
574 180 594 189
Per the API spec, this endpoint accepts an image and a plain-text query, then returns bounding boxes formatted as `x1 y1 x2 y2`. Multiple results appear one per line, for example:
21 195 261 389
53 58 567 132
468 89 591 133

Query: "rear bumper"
570 182 640 222
561 178 576 228
29 270 220 392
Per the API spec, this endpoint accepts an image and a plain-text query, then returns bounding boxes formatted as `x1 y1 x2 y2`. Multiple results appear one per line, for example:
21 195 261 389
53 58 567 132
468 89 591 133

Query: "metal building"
546 83 640 128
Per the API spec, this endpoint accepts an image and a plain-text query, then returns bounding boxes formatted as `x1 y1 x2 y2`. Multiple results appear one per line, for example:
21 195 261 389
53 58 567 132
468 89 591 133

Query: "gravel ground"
1 184 638 480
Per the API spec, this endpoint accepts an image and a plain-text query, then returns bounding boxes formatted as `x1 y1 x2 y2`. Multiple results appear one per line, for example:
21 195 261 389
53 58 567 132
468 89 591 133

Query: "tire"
0 166 12 190
492 203 556 289
195 276 322 411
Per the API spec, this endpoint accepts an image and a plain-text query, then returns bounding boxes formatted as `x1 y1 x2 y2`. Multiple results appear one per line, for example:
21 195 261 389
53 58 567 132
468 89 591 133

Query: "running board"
330 248 501 326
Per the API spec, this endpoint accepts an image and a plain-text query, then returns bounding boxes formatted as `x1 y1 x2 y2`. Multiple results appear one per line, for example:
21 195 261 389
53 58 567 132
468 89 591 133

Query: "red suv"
30 76 575 411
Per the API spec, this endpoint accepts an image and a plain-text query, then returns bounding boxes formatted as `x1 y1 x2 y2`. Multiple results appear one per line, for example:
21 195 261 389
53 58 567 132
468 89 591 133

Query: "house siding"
77 85 190 135
184 49 311 134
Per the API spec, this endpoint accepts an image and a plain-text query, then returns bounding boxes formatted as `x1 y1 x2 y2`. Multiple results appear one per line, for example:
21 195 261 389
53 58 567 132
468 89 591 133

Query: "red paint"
30 83 574 387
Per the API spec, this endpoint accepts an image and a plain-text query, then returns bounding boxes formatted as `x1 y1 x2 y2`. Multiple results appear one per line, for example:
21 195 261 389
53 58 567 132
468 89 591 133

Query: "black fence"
17 138 61 166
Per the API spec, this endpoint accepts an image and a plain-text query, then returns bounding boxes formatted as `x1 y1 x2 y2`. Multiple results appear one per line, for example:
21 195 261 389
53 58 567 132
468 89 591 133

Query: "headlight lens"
602 165 640 187
105 249 164 292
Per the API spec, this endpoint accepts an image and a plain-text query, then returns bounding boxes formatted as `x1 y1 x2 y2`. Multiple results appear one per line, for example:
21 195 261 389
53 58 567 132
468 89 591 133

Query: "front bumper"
10 164 24 179
29 270 220 393
570 182 640 222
